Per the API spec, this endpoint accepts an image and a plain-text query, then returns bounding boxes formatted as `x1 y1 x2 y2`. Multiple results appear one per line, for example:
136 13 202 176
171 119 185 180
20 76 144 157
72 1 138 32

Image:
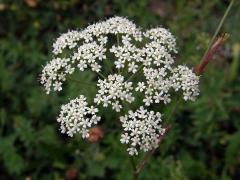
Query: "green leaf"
14 116 35 147
0 135 25 175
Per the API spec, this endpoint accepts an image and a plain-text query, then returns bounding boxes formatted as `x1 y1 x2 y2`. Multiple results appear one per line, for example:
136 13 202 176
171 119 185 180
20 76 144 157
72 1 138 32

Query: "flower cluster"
170 65 200 101
53 30 83 55
41 57 74 94
41 16 200 155
135 65 200 106
110 35 143 72
144 27 177 53
136 67 172 106
94 74 134 112
72 38 107 72
52 17 142 56
142 41 175 68
57 95 101 137
120 106 166 155
83 16 142 40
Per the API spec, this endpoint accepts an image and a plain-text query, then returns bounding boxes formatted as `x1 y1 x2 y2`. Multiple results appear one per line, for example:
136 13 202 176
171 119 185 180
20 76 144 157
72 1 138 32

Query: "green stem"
126 64 144 82
105 58 113 74
117 34 120 46
166 97 183 123
129 156 138 180
201 0 234 64
96 71 107 79
68 78 94 86
86 62 106 79
132 127 170 179
129 156 136 170
117 34 121 74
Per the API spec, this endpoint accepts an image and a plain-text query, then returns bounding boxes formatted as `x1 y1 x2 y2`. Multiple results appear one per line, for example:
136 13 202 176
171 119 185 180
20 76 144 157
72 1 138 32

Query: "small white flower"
53 30 83 55
127 147 138 156
120 106 165 156
170 65 200 101
135 82 145 92
94 74 134 111
144 27 177 53
57 95 101 137
91 63 101 72
143 96 153 106
120 133 130 144
112 101 122 112
114 60 125 69
53 81 62 91
40 57 72 94
128 62 138 73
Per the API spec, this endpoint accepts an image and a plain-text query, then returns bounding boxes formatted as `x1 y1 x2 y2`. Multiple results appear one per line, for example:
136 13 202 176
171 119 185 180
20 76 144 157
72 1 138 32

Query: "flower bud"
86 126 104 143
65 166 78 180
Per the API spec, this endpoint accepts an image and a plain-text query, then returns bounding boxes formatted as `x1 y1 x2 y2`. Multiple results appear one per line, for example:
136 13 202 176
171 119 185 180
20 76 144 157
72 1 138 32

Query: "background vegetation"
1 0 240 179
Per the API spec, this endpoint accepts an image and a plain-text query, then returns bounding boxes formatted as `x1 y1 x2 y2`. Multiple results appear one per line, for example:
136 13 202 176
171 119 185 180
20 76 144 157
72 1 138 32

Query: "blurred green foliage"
1 0 240 179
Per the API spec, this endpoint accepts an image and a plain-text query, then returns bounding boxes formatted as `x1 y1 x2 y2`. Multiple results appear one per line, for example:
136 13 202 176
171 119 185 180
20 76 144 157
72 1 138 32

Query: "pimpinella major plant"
41 16 200 154
40 0 234 177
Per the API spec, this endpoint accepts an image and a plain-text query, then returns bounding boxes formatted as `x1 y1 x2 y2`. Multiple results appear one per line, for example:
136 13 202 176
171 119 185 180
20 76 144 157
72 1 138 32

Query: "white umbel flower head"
170 65 200 101
120 106 166 155
94 74 134 112
41 16 201 156
144 27 177 53
57 95 101 137
137 67 172 106
40 57 74 94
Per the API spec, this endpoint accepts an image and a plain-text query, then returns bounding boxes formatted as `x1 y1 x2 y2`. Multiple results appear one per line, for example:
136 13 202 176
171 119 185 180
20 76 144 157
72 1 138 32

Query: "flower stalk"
194 0 234 74
130 127 170 180
194 33 229 75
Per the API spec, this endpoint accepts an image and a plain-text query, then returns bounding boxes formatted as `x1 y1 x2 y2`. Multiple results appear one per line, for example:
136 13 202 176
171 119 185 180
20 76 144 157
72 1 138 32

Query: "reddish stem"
133 127 170 178
194 33 229 75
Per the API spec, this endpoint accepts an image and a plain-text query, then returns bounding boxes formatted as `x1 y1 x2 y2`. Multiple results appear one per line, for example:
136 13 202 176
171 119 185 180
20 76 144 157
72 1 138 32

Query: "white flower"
72 41 107 72
53 81 62 91
57 95 101 137
114 59 125 69
83 17 142 40
41 16 201 156
170 65 200 101
120 106 166 155
40 57 73 94
138 67 172 106
137 65 200 106
128 62 138 73
53 30 84 55
135 82 145 92
144 27 177 53
94 74 134 111
120 133 130 144
112 101 122 112
91 63 101 72
127 147 138 156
